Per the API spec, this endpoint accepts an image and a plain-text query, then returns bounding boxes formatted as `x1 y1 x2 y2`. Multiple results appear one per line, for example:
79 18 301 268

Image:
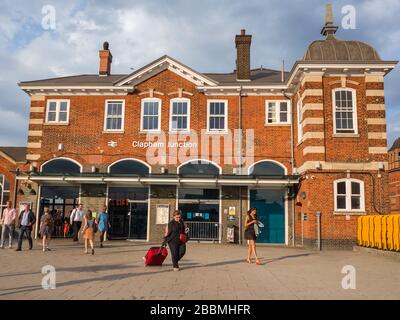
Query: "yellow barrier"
357 214 400 252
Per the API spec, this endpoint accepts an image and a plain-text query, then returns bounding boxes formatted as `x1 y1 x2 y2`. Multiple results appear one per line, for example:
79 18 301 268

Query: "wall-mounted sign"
229 206 236 216
156 204 170 224
132 140 198 149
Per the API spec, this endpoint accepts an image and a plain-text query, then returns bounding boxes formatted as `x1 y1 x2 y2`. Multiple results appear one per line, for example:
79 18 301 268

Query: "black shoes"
15 248 21 251
91 249 95 255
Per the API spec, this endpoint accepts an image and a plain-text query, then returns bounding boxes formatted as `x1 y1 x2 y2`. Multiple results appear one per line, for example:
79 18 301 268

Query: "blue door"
249 189 285 243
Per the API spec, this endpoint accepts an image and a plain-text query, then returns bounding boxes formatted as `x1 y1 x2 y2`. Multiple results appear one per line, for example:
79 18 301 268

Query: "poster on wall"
156 204 170 224
229 206 236 216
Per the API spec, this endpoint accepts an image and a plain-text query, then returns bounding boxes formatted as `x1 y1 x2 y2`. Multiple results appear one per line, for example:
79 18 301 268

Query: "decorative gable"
114 55 218 87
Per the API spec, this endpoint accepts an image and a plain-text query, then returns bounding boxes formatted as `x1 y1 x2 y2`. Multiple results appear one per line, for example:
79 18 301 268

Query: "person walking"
39 207 54 252
244 207 261 265
70 204 84 242
164 210 188 271
96 205 110 248
0 201 16 249
16 203 36 251
81 210 96 255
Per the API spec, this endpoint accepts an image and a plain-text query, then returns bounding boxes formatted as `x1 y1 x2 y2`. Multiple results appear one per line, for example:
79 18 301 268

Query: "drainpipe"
283 90 296 247
316 211 321 250
238 85 243 245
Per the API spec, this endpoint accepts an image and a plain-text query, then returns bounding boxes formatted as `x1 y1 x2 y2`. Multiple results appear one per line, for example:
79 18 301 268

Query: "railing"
186 221 220 242
357 215 400 251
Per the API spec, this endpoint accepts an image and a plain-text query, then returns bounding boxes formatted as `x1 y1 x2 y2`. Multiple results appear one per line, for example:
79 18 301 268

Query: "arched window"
108 159 150 176
178 160 221 176
334 179 365 212
248 160 286 176
332 88 358 134
41 158 81 174
0 174 10 213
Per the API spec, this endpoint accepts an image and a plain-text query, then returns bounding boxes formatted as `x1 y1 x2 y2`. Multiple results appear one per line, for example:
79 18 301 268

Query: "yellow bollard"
387 215 394 251
393 215 400 251
357 216 363 246
374 215 382 249
362 216 369 247
382 215 388 250
369 215 375 248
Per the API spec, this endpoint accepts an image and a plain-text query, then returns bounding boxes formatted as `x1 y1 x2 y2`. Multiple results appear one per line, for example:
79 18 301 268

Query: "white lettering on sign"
132 141 198 149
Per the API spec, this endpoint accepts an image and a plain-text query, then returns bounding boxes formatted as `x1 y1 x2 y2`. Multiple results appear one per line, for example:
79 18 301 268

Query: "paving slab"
0 240 399 300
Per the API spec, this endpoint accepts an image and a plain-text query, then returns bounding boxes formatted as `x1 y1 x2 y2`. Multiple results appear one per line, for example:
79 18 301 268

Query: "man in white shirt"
0 201 16 248
70 204 84 242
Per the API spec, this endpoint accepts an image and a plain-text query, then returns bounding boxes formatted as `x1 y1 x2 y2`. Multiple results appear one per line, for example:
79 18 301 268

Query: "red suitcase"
145 246 168 266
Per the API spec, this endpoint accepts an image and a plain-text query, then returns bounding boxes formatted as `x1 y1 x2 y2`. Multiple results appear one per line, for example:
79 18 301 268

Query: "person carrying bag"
164 210 188 271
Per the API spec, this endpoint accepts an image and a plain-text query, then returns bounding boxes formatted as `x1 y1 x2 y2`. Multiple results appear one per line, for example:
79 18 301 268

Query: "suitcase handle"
157 240 168 255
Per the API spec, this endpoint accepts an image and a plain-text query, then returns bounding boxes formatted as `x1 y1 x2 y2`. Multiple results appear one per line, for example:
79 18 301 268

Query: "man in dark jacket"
16 203 36 251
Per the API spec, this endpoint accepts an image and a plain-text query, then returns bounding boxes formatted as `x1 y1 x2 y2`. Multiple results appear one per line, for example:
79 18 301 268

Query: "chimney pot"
241 29 246 35
99 41 112 76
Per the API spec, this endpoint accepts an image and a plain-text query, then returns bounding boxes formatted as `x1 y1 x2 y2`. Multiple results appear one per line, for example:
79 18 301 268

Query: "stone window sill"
333 211 366 216
333 133 360 138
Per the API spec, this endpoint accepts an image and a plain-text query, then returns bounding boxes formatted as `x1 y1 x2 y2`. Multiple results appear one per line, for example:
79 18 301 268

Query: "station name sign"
132 140 198 149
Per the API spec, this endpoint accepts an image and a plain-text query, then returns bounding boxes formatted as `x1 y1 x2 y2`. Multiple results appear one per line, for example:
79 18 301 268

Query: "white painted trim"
103 99 125 132
107 158 152 174
206 99 228 133
368 147 387 154
247 159 288 175
297 99 303 143
177 158 222 175
115 56 217 87
332 88 358 135
265 100 291 125
140 97 162 132
297 161 389 173
45 99 70 124
333 178 365 213
303 146 325 155
40 157 83 173
169 97 191 133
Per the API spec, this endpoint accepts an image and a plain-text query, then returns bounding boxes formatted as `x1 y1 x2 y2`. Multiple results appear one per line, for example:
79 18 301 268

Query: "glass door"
128 201 148 240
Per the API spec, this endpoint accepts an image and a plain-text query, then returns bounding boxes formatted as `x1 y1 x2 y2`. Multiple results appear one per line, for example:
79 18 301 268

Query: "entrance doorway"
40 186 80 238
178 188 220 241
108 187 148 240
249 189 285 244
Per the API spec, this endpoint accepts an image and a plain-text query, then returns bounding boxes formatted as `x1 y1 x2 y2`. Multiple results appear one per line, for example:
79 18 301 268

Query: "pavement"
0 239 399 300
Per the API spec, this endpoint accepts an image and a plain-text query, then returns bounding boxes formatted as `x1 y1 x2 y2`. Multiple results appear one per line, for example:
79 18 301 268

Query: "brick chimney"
99 41 112 76
235 29 252 81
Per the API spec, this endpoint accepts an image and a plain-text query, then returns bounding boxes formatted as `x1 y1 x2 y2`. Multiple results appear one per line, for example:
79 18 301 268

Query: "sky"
0 0 399 147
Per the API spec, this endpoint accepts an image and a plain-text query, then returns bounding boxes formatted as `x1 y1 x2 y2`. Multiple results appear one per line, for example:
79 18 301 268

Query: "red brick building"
389 138 400 213
10 5 398 249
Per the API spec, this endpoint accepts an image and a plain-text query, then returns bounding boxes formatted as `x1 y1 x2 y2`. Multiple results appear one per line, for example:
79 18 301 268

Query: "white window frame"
265 100 291 125
140 98 162 132
334 178 365 213
103 100 125 132
207 99 228 133
297 99 303 143
45 99 70 124
169 98 191 132
332 88 358 134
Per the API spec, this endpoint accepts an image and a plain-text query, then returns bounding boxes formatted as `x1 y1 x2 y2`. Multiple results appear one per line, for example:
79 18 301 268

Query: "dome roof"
303 38 381 62
303 4 381 62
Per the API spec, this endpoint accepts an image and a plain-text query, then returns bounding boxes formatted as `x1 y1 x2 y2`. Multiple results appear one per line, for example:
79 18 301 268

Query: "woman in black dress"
164 210 187 271
244 208 261 265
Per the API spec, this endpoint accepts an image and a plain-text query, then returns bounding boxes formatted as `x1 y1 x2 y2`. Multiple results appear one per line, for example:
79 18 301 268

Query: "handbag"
179 233 188 243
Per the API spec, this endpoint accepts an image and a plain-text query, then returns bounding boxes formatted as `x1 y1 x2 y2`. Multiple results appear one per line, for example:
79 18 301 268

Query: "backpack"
92 220 98 233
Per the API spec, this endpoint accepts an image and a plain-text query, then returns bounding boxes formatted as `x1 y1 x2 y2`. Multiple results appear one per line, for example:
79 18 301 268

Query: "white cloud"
0 0 399 146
